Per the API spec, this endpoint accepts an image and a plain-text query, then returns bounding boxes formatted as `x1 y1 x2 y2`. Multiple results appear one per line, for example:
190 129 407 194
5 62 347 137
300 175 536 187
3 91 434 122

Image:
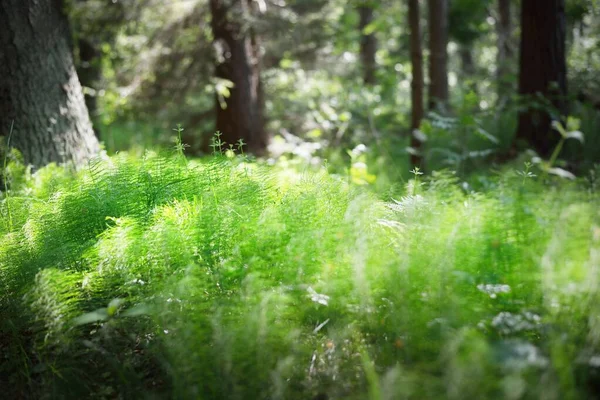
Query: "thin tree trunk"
459 47 475 78
496 0 514 102
515 0 567 157
77 38 102 138
459 46 478 96
358 3 377 85
0 0 99 169
209 0 267 154
427 0 449 110
409 0 425 168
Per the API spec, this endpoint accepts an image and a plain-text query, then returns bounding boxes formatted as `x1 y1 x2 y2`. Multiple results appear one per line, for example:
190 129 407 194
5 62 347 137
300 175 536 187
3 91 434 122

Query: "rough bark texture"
496 0 514 100
0 0 99 169
358 3 377 85
409 0 424 168
515 0 567 157
427 0 449 110
209 0 267 154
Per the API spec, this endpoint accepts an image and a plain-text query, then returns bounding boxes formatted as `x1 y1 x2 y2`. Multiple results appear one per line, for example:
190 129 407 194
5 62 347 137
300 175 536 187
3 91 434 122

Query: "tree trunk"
358 3 377 85
496 0 514 101
427 0 449 110
409 0 425 168
77 38 102 138
515 0 567 157
459 46 478 96
209 0 267 155
459 47 475 78
0 0 99 169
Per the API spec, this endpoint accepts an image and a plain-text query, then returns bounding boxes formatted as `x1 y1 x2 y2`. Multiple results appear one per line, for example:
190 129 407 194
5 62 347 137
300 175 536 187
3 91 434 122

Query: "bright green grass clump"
1 152 599 399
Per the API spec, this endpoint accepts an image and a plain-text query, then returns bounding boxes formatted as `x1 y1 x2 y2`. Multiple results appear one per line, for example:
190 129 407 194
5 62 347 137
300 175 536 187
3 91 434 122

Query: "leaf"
468 149 495 158
72 309 109 326
476 128 499 144
307 287 330 306
565 130 584 143
107 298 124 316
412 129 428 142
566 116 581 132
547 167 576 180
121 304 150 318
362 22 377 35
551 120 567 138
313 318 330 334
405 146 420 156
280 58 294 69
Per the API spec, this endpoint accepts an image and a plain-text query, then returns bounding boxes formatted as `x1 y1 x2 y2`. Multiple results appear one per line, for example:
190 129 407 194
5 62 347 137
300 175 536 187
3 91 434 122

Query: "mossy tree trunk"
0 0 99 169
209 0 267 154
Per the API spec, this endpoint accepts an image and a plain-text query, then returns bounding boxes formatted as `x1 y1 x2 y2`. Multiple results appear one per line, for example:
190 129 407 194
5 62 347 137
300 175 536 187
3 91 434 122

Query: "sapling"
540 118 584 180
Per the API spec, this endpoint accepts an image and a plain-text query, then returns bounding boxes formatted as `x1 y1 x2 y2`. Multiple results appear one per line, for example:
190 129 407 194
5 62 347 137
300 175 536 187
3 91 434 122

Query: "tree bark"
427 0 449 110
515 0 567 157
496 0 514 101
358 3 377 85
209 0 267 154
409 0 425 168
0 0 99 169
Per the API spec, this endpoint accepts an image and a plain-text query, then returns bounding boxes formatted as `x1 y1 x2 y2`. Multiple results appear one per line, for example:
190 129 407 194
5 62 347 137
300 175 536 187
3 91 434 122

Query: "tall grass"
0 152 599 399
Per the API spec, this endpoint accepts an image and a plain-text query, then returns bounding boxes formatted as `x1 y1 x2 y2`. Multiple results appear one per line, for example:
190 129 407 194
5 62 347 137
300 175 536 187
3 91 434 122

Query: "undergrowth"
1 151 599 399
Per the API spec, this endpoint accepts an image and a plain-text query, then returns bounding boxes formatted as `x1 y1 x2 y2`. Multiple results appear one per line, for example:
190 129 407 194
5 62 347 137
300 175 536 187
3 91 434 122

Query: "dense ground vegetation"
2 0 600 398
1 150 599 399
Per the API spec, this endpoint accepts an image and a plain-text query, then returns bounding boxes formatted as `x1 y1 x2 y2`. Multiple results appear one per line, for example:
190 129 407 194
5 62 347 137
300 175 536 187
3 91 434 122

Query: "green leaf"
547 167 576 180
362 22 377 36
476 128 499 144
73 309 109 326
107 298 124 317
565 130 584 143
551 120 567 138
566 116 581 132
121 304 150 318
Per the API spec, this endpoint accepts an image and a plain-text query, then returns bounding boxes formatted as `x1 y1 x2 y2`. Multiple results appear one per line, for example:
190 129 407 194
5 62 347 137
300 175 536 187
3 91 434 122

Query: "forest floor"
1 152 599 399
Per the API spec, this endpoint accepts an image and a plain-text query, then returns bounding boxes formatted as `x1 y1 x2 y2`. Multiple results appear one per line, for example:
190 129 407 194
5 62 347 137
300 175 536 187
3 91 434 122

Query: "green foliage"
63 0 600 172
1 152 599 398
421 91 501 173
449 0 492 45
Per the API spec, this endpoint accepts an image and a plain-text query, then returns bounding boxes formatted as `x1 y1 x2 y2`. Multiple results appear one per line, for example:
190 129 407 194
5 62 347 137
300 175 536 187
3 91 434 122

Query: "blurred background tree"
13 0 596 175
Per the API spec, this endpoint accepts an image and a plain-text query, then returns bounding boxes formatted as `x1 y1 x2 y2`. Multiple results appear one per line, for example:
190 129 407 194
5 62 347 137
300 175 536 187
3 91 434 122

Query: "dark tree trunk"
409 0 425 168
209 0 267 155
427 0 449 110
515 0 567 157
77 38 102 138
358 3 377 85
459 46 478 96
0 0 99 169
459 47 475 78
496 0 514 101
